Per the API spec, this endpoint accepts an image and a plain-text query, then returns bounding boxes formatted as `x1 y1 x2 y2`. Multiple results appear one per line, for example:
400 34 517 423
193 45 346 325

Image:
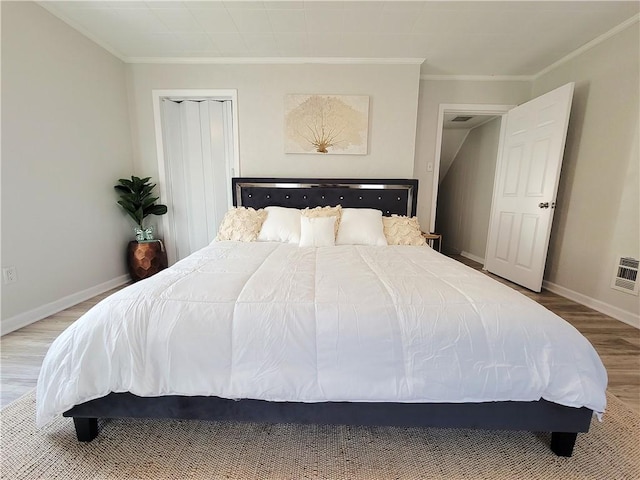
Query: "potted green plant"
114 176 168 241
114 176 169 282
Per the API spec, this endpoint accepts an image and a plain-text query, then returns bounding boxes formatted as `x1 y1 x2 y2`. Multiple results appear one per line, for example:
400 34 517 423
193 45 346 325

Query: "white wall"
532 21 640 323
436 118 502 259
413 80 531 231
1 2 134 330
420 22 639 325
1 2 637 332
127 63 421 182
439 129 470 182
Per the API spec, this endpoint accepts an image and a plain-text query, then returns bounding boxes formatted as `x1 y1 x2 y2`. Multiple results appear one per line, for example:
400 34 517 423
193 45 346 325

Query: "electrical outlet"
3 266 17 284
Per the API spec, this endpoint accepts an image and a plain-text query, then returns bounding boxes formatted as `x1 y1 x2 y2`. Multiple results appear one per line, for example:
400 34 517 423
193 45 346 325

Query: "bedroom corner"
1 1 134 335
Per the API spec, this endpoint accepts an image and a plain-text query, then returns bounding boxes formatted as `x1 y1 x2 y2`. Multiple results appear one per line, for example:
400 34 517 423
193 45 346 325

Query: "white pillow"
336 208 388 246
301 205 342 239
299 216 337 247
258 206 301 243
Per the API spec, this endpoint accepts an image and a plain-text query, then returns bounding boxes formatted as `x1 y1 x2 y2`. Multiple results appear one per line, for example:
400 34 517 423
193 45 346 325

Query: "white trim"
483 111 510 268
421 75 532 82
421 14 640 82
152 89 240 266
230 95 241 179
543 280 640 330
461 251 485 266
36 2 127 62
152 93 174 265
36 0 638 79
430 103 513 232
222 100 237 207
534 14 640 80
129 57 425 66
1 275 129 336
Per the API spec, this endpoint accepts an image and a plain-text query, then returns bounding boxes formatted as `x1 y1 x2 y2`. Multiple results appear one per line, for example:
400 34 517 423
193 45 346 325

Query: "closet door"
161 99 233 264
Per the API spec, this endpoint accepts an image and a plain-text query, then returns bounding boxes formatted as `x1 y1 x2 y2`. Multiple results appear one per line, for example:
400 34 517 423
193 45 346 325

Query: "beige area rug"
1 392 638 479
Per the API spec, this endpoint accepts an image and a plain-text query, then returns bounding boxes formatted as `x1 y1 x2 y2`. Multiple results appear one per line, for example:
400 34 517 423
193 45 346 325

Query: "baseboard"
461 251 485 265
5 272 636 335
456 251 638 328
542 280 640 329
1 275 130 336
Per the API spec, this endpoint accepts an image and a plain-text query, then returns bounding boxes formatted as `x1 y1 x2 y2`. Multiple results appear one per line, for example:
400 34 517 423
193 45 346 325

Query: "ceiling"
443 113 497 130
40 1 639 77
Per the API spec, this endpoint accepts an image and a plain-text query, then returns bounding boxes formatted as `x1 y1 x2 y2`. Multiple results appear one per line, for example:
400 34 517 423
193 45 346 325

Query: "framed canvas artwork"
285 94 369 155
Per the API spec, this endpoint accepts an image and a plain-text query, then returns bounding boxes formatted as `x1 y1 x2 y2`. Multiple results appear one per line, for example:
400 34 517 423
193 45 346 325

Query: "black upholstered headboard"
232 178 418 217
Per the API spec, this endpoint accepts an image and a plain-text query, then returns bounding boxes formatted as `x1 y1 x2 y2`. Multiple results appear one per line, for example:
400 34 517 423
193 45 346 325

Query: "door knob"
539 202 550 209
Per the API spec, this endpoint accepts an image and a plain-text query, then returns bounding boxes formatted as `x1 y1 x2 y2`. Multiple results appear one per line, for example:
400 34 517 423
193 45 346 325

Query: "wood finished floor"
1 257 639 415
0 288 123 409
450 254 640 414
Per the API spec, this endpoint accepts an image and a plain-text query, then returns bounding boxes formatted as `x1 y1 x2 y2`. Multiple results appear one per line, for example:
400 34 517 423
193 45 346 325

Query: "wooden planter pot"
127 240 168 282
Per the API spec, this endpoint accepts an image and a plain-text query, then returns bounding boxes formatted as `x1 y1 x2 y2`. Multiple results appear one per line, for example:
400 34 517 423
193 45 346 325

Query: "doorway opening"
153 90 240 266
431 83 574 292
431 104 512 265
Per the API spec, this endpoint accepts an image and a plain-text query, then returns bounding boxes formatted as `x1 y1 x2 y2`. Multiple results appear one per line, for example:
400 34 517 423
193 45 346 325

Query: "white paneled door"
161 99 234 264
485 83 574 292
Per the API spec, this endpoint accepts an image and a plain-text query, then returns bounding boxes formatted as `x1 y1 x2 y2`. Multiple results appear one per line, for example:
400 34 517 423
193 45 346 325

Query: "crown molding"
533 13 640 80
37 2 127 63
126 57 426 66
37 0 638 79
37 1 424 68
420 74 533 82
421 14 639 83
420 14 640 82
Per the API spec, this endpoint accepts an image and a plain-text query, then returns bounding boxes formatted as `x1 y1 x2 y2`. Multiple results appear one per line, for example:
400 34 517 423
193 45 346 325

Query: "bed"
36 177 607 457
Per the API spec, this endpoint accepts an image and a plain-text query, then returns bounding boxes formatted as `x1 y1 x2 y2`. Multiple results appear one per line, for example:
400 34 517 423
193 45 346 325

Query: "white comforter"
36 242 607 427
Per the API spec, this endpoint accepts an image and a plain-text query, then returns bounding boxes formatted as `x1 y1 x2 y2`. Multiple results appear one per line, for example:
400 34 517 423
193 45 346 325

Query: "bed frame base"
73 417 98 442
64 393 591 457
70 417 578 456
550 431 579 456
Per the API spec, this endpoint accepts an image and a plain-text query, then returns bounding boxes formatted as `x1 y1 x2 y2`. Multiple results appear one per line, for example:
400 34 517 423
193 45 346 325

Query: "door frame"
152 89 240 265
430 103 514 234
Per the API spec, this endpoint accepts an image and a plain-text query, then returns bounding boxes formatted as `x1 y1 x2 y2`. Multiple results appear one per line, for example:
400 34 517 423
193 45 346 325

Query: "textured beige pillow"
382 215 427 246
215 207 267 242
301 205 342 238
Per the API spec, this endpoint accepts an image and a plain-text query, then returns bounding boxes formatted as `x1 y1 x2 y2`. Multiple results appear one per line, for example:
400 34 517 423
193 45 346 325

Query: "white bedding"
36 242 607 427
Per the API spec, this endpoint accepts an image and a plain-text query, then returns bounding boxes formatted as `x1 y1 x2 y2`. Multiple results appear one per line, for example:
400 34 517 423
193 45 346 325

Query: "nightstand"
421 232 442 252
127 240 168 282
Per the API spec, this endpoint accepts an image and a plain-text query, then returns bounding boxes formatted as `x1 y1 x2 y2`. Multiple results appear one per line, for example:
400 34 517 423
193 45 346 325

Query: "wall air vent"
452 116 473 122
611 256 639 295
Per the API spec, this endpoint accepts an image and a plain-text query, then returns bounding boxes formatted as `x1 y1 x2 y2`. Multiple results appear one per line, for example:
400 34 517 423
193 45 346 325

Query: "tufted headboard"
232 178 418 217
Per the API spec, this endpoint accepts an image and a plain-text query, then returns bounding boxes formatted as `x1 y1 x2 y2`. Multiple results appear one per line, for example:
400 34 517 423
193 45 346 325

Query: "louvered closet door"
485 83 574 292
162 99 233 264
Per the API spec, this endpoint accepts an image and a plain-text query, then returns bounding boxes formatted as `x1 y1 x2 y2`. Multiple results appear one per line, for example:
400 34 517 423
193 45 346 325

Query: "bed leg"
550 432 577 457
73 417 98 442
